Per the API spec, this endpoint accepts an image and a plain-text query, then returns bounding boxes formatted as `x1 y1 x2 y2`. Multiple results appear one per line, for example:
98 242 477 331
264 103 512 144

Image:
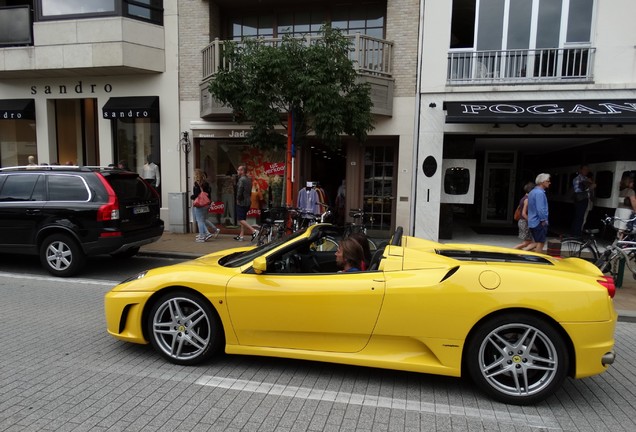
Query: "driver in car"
335 238 365 272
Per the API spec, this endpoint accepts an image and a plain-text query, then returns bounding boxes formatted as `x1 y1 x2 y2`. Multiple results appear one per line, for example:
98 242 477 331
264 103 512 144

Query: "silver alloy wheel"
152 296 211 361
478 323 559 397
45 240 73 271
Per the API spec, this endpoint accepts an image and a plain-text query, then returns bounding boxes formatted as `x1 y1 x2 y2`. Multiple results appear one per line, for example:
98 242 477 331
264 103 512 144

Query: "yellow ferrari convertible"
104 224 617 405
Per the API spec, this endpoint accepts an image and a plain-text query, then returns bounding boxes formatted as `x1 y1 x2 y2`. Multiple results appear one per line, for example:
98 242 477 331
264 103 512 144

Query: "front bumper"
104 290 154 344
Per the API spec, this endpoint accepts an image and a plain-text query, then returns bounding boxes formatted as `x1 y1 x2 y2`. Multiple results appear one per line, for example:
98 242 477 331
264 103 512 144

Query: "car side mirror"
253 256 267 274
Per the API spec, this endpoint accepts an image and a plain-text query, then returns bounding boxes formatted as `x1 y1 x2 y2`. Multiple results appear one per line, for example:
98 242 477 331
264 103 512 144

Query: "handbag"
513 206 522 221
193 191 211 208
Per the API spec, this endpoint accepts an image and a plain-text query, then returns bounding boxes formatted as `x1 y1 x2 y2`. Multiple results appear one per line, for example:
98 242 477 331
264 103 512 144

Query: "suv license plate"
133 205 150 214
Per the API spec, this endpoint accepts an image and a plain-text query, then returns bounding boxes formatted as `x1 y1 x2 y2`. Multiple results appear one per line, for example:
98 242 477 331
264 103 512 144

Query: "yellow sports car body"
104 224 617 405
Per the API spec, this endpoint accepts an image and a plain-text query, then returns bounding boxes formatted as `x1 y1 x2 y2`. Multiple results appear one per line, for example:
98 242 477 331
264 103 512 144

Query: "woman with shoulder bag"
191 169 219 242
513 182 537 250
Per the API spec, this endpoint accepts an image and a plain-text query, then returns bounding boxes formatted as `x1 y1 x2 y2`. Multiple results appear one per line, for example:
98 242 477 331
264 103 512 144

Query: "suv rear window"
106 174 156 201
0 174 42 201
48 175 90 201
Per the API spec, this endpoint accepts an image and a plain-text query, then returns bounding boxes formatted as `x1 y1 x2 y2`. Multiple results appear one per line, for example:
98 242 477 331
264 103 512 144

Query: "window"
37 0 163 25
228 2 385 40
40 0 116 17
444 167 471 195
0 174 40 201
452 0 593 50
48 175 89 201
449 0 595 80
0 119 37 168
594 170 613 200
112 118 161 193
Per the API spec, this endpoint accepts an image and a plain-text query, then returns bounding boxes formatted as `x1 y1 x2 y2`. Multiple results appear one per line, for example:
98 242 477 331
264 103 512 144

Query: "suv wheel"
40 233 86 277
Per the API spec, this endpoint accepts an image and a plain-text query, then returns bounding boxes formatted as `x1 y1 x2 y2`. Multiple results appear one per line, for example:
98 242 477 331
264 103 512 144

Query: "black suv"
0 166 164 277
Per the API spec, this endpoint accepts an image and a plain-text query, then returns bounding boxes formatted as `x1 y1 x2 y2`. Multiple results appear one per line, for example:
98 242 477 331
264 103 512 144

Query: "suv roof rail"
0 165 125 172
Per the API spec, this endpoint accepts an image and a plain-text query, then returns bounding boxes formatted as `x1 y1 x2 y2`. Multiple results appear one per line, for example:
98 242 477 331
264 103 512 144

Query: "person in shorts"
234 165 258 241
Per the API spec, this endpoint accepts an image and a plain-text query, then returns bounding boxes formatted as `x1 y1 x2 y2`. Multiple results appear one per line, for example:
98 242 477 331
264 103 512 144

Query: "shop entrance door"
54 99 99 165
480 151 516 224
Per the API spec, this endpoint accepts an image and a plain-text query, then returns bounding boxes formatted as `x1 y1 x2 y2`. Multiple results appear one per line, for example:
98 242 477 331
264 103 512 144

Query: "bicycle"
559 227 605 263
256 207 289 246
594 215 636 283
342 208 378 252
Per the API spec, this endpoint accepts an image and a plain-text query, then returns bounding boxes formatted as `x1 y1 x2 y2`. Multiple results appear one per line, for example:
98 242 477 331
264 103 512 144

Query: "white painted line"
0 272 117 286
195 375 560 429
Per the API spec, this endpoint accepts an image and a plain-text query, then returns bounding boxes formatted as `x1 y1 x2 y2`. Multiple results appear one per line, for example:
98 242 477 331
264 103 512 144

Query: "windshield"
220 228 308 267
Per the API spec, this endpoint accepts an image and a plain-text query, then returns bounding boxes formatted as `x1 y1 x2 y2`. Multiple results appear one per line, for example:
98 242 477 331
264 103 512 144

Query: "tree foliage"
208 24 374 150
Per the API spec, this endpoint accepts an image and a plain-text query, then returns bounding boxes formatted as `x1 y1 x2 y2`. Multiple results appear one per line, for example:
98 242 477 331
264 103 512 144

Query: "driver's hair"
339 238 365 269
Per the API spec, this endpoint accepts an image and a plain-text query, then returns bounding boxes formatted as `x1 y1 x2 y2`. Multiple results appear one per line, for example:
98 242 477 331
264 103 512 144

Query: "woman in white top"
614 174 636 238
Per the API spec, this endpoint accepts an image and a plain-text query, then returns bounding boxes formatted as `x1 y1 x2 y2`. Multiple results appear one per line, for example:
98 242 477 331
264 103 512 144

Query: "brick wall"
178 1 219 101
386 0 420 97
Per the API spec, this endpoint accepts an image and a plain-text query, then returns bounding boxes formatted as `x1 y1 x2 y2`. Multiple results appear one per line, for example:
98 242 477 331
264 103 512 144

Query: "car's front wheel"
40 233 86 277
466 313 569 405
147 291 223 365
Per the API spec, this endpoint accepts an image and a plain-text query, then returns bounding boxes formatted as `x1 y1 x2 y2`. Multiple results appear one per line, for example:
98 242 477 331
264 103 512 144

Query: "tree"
208 24 374 150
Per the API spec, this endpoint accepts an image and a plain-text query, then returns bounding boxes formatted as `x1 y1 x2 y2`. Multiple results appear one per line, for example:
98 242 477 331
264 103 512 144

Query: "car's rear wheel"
466 313 568 405
40 233 86 277
147 291 223 365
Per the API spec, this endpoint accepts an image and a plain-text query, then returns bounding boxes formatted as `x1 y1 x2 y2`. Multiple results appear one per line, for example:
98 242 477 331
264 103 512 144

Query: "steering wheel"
284 254 301 273
390 226 403 246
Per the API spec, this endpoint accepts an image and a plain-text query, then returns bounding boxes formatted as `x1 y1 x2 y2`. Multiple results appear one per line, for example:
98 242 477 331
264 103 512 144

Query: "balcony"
200 33 395 118
0 6 165 79
447 47 595 85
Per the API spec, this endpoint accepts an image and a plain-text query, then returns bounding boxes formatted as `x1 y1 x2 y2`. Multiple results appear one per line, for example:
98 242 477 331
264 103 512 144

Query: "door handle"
26 209 41 216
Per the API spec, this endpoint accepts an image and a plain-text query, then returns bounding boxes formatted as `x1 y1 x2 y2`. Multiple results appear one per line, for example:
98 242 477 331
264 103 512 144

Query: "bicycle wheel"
257 224 271 246
560 239 597 262
313 236 339 252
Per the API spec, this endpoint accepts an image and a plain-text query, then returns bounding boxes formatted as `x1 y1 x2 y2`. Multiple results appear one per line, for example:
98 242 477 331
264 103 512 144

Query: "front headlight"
119 271 148 285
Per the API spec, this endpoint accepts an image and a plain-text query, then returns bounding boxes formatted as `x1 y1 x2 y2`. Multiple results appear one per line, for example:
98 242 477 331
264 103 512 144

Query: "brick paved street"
1 272 636 431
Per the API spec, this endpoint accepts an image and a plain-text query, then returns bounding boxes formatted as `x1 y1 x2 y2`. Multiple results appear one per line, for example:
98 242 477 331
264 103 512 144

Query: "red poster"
208 201 225 214
264 162 285 176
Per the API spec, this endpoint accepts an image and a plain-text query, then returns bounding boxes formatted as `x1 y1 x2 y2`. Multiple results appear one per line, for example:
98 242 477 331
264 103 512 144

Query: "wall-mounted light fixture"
429 102 437 108
180 131 191 153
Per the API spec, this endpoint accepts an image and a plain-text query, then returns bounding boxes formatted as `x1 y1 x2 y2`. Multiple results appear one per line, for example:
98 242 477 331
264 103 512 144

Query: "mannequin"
297 181 319 222
142 154 160 187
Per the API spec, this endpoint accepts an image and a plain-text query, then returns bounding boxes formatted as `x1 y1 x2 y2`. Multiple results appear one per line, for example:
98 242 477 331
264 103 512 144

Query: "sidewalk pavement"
139 231 636 322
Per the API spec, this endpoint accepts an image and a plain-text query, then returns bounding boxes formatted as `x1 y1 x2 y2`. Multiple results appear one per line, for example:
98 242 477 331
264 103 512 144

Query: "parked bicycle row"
560 214 636 284
255 204 382 252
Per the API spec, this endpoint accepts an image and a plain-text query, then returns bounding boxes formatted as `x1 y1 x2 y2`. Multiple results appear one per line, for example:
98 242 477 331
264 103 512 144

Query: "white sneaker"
204 233 213 241
195 237 205 243
213 228 221 239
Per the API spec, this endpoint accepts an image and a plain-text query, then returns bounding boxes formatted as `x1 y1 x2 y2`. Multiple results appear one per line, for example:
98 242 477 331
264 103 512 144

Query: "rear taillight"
96 173 120 221
598 275 616 298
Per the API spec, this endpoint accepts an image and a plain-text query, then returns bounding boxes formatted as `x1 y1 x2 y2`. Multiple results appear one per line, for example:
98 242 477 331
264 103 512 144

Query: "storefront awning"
443 99 636 125
0 99 35 120
102 96 159 120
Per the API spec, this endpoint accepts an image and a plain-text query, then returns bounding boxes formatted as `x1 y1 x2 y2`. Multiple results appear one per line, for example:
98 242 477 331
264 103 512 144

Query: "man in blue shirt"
528 173 551 253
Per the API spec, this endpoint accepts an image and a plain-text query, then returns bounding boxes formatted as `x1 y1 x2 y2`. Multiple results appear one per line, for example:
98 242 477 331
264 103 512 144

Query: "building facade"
0 0 181 226
414 0 636 240
179 0 419 239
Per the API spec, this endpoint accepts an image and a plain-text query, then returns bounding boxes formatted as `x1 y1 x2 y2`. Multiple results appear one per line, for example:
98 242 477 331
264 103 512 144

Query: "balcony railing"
202 33 393 81
447 47 595 85
201 33 395 117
